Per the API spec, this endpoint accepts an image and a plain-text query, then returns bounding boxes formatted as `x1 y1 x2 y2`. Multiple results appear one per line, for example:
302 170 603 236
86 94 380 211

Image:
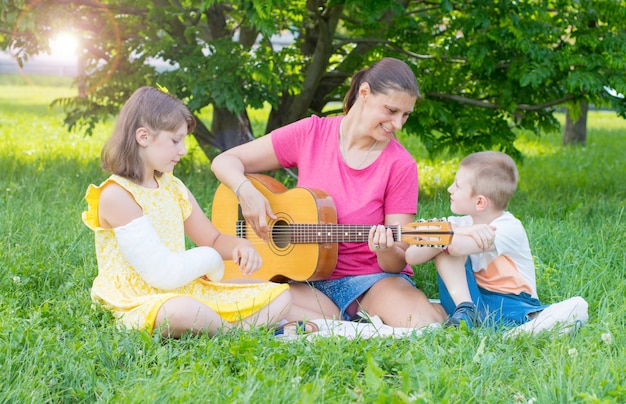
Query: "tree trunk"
265 5 343 133
563 103 588 146
192 108 253 160
189 2 257 158
265 0 411 132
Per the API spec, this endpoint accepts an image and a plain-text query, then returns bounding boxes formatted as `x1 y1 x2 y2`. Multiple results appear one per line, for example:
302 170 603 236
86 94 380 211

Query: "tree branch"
52 0 148 16
426 92 577 111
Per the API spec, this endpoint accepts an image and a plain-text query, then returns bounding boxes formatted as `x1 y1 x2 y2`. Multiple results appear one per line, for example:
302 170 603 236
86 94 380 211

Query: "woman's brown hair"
343 57 422 113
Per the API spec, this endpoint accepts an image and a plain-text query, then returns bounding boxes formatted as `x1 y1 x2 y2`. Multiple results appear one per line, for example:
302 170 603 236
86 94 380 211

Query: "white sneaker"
503 296 589 339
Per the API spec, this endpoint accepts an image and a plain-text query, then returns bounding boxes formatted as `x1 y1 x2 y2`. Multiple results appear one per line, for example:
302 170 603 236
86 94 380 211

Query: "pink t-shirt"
271 115 418 279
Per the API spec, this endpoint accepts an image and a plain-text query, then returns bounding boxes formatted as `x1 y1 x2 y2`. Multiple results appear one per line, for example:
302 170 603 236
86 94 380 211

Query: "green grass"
1 78 624 403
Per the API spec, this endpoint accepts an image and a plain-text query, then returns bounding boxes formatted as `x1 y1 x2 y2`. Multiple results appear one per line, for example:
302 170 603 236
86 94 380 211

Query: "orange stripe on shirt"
474 255 533 296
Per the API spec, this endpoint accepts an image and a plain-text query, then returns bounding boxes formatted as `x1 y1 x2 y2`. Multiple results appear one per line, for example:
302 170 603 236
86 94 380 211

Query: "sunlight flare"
49 32 78 59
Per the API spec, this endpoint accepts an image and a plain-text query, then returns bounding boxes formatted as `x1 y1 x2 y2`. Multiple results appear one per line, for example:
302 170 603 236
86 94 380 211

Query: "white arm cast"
114 215 224 290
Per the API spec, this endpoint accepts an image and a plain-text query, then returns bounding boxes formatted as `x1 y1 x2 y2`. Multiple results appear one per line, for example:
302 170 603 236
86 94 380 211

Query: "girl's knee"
154 297 224 337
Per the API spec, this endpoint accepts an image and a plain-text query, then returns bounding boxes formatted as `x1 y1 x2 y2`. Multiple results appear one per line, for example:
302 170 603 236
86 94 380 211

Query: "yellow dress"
82 173 289 331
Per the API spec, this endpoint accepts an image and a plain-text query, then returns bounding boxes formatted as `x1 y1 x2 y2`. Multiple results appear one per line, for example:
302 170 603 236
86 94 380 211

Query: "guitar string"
234 224 450 234
237 225 450 232
233 224 451 244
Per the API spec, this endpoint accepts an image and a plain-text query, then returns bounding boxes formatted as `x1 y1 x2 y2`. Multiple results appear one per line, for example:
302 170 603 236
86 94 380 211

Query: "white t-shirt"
448 212 539 298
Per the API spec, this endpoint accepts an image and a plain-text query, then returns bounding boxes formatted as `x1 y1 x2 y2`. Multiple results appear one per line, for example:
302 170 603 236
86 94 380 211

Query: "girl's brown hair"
101 86 196 182
343 57 422 113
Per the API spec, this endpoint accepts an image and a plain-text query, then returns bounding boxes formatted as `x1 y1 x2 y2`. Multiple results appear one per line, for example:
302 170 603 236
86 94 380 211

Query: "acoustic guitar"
211 174 453 282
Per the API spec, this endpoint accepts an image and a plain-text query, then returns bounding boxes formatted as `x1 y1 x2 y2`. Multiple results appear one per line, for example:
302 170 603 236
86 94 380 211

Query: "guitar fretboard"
236 222 401 243
289 224 401 243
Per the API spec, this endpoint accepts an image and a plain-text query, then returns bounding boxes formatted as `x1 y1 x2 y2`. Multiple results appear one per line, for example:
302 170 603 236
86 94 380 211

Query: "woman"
211 58 446 328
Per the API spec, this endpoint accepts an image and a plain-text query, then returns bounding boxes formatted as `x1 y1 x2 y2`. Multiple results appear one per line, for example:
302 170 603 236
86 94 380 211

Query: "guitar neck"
237 221 451 245
289 223 389 243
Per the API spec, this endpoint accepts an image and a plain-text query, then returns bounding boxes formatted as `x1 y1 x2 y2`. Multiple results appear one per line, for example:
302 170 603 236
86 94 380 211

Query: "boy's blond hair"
460 151 518 210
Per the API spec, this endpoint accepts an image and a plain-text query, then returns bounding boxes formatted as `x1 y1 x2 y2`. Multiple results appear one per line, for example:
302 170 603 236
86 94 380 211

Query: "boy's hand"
455 224 496 251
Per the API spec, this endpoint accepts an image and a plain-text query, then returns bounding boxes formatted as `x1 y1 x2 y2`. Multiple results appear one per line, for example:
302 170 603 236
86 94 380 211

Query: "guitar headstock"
401 219 453 246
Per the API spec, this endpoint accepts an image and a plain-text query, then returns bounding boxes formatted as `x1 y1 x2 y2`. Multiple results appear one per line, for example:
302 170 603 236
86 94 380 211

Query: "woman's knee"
363 277 445 326
290 283 340 316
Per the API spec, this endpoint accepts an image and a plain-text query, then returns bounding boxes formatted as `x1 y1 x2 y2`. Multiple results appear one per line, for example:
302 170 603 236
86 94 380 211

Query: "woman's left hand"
369 224 395 252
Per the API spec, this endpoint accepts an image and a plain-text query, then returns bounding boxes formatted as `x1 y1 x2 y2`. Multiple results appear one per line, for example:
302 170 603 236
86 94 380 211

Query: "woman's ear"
358 82 371 99
136 127 150 147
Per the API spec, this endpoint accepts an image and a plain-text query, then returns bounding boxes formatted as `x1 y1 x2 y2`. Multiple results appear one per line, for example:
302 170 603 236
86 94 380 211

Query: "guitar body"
212 174 453 282
211 174 338 282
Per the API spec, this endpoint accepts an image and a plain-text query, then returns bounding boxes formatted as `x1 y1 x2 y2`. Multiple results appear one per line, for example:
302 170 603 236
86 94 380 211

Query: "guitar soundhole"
271 219 292 249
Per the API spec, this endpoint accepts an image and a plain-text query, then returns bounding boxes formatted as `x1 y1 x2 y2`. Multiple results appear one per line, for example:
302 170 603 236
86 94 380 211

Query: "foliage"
2 0 626 159
1 81 626 403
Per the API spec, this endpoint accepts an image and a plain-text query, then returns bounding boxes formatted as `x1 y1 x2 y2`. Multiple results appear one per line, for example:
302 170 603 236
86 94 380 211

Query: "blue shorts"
307 273 415 321
438 259 549 328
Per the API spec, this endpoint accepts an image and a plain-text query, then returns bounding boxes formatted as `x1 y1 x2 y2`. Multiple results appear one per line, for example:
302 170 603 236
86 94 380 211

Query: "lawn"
0 76 624 403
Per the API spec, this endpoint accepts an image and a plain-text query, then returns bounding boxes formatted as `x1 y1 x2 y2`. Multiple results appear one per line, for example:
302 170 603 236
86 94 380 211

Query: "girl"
83 86 319 337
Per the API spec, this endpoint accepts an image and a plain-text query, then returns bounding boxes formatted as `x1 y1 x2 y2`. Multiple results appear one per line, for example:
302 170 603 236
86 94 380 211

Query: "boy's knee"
434 252 467 268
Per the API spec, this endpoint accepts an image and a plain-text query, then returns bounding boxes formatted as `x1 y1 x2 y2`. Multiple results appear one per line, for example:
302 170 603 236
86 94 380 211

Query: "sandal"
273 320 319 336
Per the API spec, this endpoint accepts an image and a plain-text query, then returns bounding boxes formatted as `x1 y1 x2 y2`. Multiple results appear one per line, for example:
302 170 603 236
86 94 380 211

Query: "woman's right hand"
211 134 282 242
236 180 277 242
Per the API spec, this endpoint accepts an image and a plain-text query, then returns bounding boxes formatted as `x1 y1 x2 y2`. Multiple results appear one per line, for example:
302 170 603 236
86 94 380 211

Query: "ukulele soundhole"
271 219 292 248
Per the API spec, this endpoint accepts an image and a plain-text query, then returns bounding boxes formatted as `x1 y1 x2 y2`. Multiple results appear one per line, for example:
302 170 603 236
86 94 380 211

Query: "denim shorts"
438 259 549 328
307 272 415 321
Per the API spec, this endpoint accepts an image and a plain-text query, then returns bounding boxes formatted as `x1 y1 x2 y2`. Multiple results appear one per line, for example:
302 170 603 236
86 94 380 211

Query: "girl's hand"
231 241 263 276
368 224 395 253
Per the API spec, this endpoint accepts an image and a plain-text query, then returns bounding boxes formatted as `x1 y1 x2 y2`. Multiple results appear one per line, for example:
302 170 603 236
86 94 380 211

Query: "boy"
407 151 587 331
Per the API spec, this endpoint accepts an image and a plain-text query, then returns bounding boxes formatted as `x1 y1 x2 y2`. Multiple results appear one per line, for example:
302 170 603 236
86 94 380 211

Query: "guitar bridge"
235 219 246 238
235 205 246 238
